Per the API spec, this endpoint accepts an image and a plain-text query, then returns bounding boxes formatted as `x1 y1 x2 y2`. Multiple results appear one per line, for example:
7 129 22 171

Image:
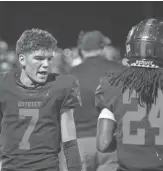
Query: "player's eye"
48 56 53 61
35 56 45 61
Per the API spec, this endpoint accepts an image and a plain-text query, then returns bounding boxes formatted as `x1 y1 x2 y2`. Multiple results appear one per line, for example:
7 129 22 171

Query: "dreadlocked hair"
108 67 163 110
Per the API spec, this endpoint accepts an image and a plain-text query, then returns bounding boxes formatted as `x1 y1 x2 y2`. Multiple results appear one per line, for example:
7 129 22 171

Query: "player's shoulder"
105 61 127 76
95 74 122 113
99 70 121 87
56 74 78 83
49 73 78 89
47 72 60 82
98 73 122 97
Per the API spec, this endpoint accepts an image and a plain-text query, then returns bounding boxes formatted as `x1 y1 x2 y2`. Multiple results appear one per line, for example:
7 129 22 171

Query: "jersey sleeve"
98 108 116 121
95 76 120 115
60 76 82 114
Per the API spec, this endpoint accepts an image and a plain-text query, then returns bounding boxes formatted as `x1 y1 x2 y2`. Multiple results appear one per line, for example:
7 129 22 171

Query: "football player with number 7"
0 29 82 171
95 18 163 171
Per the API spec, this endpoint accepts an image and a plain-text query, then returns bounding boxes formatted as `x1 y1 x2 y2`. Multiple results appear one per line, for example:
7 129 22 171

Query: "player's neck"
20 69 37 88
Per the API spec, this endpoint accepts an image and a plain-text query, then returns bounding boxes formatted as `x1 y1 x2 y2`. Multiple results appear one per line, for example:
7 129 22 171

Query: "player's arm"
97 109 116 153
95 77 117 153
60 76 82 171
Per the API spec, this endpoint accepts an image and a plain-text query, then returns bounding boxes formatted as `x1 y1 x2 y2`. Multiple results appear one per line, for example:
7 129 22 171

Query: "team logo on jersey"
18 101 42 108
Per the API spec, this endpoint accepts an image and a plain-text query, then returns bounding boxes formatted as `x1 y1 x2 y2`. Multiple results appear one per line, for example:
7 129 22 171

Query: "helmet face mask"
125 18 163 68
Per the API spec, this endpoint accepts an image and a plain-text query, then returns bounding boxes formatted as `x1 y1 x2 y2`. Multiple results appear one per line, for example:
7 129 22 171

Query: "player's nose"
42 59 49 68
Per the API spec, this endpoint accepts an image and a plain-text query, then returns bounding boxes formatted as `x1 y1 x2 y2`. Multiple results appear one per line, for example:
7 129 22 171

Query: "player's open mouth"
37 71 48 76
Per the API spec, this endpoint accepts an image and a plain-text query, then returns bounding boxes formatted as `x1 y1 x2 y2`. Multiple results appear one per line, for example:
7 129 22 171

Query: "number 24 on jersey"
122 90 163 145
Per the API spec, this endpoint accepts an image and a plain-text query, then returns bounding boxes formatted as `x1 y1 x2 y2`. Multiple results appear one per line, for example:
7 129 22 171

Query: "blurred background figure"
51 46 83 75
103 45 121 61
51 48 64 73
51 48 71 74
68 30 124 171
0 50 17 72
0 39 8 65
0 61 12 72
0 39 8 53
0 40 8 61
0 39 18 72
70 47 83 67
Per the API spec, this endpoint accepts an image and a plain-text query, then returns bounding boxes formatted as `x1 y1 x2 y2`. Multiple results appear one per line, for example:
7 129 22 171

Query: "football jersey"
0 69 81 171
95 76 163 171
69 57 126 138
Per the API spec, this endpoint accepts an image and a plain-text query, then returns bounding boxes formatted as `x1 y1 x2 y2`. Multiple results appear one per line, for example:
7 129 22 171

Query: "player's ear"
18 54 26 67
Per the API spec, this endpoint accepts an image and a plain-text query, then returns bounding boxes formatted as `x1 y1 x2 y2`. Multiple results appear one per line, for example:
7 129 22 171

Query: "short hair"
16 28 57 56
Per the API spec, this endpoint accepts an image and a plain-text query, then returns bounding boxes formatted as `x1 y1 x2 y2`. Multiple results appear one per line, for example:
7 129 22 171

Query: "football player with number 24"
95 18 163 171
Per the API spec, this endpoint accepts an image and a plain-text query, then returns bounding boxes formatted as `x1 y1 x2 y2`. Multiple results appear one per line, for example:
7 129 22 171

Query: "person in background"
51 48 64 73
0 39 8 54
69 47 83 67
51 48 71 74
103 45 121 62
69 30 125 171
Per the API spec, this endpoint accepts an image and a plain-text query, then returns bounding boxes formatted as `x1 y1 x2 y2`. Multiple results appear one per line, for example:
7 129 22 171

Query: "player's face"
22 49 54 84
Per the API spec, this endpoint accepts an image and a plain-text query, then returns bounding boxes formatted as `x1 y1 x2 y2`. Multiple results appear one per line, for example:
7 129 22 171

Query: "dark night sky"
0 1 162 49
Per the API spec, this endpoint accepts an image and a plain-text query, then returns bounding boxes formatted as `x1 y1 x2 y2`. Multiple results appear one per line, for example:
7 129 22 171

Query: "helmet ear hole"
145 42 155 57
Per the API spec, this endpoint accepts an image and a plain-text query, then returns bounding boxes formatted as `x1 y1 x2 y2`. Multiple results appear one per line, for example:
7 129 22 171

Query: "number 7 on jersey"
19 108 39 150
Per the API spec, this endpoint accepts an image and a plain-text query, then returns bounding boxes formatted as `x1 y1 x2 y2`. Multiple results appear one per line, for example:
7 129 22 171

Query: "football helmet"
126 18 163 68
